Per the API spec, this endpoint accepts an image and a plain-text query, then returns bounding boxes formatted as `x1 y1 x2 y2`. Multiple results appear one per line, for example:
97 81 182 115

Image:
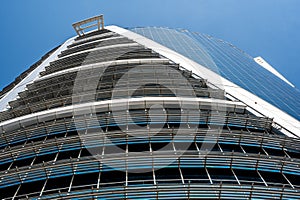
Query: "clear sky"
0 0 299 90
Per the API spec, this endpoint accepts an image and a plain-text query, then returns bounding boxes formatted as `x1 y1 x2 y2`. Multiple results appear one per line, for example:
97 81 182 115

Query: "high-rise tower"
0 15 299 199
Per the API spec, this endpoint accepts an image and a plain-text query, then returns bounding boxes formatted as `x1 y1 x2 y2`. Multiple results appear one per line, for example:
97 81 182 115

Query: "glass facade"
131 27 300 121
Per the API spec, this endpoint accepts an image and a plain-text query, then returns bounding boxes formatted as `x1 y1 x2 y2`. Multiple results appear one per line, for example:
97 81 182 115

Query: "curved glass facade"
0 24 299 199
131 27 300 121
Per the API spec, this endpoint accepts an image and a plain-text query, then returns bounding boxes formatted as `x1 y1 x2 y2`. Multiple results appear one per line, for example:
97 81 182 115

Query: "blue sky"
0 0 299 90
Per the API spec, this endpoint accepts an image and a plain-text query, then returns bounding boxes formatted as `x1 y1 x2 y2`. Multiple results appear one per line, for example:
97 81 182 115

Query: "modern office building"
0 15 299 199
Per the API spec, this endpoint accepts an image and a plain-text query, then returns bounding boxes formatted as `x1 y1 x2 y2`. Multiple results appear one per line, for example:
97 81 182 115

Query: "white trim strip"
57 43 139 60
66 36 125 52
254 56 295 88
37 58 170 81
0 97 245 127
71 32 115 45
